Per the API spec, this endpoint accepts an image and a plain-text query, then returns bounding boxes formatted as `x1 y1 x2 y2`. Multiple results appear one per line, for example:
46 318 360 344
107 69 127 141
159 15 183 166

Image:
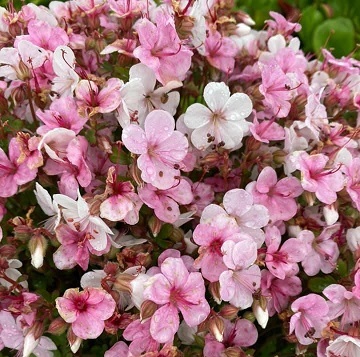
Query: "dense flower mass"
0 1 359 356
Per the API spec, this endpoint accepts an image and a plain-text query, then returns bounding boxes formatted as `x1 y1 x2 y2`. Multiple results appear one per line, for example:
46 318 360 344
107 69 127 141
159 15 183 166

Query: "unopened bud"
129 161 143 187
16 60 32 81
273 149 287 165
169 227 184 243
219 304 239 320
208 315 225 342
303 191 316 207
323 204 339 225
148 216 162 237
28 234 47 269
223 346 246 357
23 332 39 357
48 317 68 335
70 336 82 354
140 300 157 321
243 311 256 323
113 273 135 294
208 281 221 304
252 299 269 329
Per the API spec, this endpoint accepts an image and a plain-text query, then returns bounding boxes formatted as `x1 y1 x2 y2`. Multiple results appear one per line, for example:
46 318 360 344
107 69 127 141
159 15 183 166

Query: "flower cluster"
0 1 359 356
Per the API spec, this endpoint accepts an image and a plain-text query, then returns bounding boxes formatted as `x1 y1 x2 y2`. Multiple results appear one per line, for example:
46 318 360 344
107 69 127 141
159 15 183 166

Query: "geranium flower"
122 110 188 190
143 257 210 343
55 287 116 339
184 82 252 150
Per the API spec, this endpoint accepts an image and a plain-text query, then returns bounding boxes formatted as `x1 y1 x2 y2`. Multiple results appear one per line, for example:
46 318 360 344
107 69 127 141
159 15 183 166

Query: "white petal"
203 82 230 111
184 103 211 129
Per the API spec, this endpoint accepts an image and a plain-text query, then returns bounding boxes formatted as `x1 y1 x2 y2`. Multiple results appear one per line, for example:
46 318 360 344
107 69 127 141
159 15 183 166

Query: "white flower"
184 82 252 151
326 335 360 357
0 259 28 289
34 183 61 232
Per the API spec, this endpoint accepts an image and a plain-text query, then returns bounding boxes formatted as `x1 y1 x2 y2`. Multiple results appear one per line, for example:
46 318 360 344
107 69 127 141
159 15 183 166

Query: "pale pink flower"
323 284 360 327
219 239 261 309
246 166 303 222
344 157 360 211
289 294 329 345
143 257 210 343
55 287 116 339
261 270 302 316
133 15 193 85
204 318 258 357
122 110 188 190
297 152 345 205
36 96 88 135
193 214 244 282
250 112 285 143
104 341 129 357
0 138 38 198
299 225 340 276
123 319 159 355
266 11 301 37
326 335 360 357
15 19 69 51
138 180 193 223
0 311 56 357
184 82 253 150
75 78 123 116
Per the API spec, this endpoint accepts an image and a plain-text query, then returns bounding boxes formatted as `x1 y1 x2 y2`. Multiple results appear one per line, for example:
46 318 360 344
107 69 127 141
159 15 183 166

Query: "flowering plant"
0 1 359 356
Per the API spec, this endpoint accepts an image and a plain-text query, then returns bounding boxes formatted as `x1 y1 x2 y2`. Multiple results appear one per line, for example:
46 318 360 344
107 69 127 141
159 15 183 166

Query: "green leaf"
313 17 355 57
308 276 336 293
299 6 324 53
109 145 131 165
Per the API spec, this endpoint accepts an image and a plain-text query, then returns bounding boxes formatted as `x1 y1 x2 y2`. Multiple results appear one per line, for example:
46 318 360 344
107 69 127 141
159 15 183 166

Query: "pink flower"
204 318 258 357
36 96 88 135
323 284 360 327
0 138 37 198
53 224 110 271
123 319 159 355
264 225 307 280
202 30 238 73
219 239 261 309
133 15 193 85
0 311 56 357
75 78 123 116
100 167 143 225
266 11 301 37
193 214 244 282
138 180 193 223
122 110 188 190
289 294 329 345
344 158 360 211
55 287 116 339
184 82 253 151
297 152 344 205
143 257 210 343
246 166 303 222
259 63 293 118
299 225 340 276
261 270 302 316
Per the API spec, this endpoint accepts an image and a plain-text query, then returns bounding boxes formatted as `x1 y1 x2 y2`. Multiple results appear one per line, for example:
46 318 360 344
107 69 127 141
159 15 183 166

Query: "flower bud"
252 299 269 329
28 234 47 269
113 273 135 294
208 315 225 342
219 304 239 320
48 317 68 335
140 300 157 321
70 336 82 354
148 216 162 238
129 161 143 187
169 227 184 243
208 281 221 304
16 60 32 81
242 311 256 323
23 332 39 357
223 346 246 357
323 204 339 225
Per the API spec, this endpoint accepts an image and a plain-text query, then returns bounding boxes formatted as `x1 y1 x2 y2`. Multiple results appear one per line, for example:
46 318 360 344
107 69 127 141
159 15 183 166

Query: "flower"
55 287 116 339
184 82 252 150
122 110 188 190
143 257 210 343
